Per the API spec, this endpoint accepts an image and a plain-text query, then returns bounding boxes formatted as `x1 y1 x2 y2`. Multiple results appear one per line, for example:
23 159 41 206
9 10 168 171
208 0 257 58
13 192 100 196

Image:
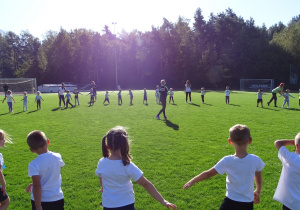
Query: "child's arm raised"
183 167 218 189
274 140 295 151
32 175 42 210
136 175 177 210
254 171 263 204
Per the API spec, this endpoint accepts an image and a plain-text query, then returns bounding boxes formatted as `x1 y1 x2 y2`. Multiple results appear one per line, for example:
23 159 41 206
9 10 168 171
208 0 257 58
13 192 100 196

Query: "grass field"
1 90 299 209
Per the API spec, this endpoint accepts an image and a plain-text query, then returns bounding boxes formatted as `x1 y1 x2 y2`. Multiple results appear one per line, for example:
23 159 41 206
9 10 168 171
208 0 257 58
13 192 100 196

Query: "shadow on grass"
27 110 38 114
286 108 300 111
51 107 61 111
171 103 177 106
0 112 9 116
143 103 149 106
13 111 23 115
263 107 279 111
228 104 240 107
190 103 200 107
165 120 179 130
103 104 109 106
203 103 212 106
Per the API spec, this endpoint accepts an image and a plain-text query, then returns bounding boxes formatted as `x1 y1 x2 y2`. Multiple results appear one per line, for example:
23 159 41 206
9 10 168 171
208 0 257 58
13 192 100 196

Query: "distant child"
65 90 74 108
128 89 133 105
26 130 65 210
225 86 230 104
103 91 110 105
183 124 265 210
155 85 160 104
35 91 44 110
21 91 29 111
256 89 266 108
273 133 300 210
87 88 95 106
96 126 177 210
280 89 295 109
201 87 205 104
2 90 15 113
0 129 12 209
117 89 122 105
143 88 148 105
73 88 82 106
169 88 174 104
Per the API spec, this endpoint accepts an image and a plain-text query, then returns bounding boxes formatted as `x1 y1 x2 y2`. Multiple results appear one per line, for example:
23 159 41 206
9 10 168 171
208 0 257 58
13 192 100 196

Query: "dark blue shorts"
103 203 135 210
0 186 8 202
31 198 64 210
219 197 253 210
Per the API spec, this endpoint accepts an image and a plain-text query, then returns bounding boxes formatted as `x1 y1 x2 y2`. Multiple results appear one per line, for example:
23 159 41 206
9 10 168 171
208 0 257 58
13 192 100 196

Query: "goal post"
240 79 274 92
0 78 37 94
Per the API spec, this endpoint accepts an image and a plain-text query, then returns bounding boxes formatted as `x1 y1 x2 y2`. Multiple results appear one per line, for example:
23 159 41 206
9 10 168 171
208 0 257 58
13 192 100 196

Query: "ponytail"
102 135 109 158
120 134 132 166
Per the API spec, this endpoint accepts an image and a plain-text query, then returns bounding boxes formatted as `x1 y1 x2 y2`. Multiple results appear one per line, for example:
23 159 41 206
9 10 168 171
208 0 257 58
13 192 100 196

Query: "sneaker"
267 102 270 106
185 101 187 103
190 101 191 103
156 115 161 120
164 116 168 120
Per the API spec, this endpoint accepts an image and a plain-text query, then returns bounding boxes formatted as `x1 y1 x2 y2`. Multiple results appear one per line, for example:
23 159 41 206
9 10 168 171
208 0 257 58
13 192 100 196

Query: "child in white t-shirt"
103 91 110 105
169 88 174 104
201 87 205 104
96 126 177 210
21 91 29 111
273 133 300 210
26 130 65 210
2 90 15 113
225 86 230 104
155 85 160 104
0 129 12 209
183 124 265 210
280 89 295 109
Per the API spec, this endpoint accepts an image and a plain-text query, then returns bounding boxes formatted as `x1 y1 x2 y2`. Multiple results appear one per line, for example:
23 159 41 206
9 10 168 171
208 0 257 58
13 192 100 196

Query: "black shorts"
104 203 135 210
31 199 64 210
219 197 253 210
257 99 262 103
0 186 8 202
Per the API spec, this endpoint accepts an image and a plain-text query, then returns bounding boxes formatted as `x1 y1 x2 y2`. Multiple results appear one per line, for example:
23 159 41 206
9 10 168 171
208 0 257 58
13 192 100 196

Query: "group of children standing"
0 124 299 209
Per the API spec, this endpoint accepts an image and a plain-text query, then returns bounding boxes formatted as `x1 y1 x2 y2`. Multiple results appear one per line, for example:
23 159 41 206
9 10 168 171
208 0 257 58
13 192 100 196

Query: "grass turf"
0 90 299 209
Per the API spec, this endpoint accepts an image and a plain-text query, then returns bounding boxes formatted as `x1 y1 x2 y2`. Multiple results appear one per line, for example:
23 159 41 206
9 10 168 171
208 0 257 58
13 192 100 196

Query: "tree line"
1 8 300 90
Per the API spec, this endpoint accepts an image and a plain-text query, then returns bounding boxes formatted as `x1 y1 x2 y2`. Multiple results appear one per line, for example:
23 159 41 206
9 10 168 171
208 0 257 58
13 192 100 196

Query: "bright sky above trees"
0 0 299 39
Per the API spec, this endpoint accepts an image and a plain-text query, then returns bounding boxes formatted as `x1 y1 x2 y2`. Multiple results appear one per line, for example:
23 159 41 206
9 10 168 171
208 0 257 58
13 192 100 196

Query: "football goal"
0 78 37 94
240 79 274 92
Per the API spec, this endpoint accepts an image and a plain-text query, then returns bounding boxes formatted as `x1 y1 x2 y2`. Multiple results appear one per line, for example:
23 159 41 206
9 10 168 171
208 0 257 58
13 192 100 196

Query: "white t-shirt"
6 95 13 103
225 90 230 96
273 147 300 210
58 87 65 96
95 158 143 208
0 153 3 171
169 91 174 96
185 84 191 92
28 151 65 202
214 154 265 202
201 90 205 95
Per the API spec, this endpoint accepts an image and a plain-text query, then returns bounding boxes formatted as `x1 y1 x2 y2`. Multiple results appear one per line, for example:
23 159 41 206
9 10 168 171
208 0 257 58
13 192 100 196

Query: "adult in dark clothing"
3 83 9 96
91 81 97 102
58 83 66 107
156 79 168 120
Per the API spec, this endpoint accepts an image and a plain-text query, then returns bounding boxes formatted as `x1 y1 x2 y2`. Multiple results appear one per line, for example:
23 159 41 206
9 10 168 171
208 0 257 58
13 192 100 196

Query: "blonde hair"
24 91 27 95
295 133 300 146
37 91 41 94
229 124 251 145
0 129 12 143
160 79 166 85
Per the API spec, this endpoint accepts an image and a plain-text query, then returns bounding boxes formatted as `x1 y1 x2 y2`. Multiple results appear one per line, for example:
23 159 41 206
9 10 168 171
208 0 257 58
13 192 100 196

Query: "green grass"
1 90 299 209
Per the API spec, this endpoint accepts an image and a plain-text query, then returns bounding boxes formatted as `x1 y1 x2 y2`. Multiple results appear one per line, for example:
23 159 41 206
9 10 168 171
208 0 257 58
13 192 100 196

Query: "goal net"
240 79 274 92
0 78 37 94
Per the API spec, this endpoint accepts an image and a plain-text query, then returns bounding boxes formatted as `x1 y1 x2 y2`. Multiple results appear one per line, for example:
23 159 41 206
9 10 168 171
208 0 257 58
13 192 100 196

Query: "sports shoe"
156 115 161 120
267 102 270 106
164 116 168 120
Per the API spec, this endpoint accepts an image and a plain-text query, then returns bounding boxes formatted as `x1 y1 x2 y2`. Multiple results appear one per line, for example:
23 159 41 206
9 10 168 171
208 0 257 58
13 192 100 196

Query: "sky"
0 0 300 40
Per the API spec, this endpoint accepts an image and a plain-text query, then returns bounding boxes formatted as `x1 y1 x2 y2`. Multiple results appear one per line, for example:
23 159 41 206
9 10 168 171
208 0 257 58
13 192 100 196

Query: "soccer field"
1 90 299 209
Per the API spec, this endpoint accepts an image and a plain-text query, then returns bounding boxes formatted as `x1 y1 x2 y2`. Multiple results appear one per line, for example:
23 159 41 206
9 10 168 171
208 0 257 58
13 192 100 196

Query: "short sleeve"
126 162 143 182
278 146 293 163
28 163 39 177
214 157 227 175
255 157 265 172
0 154 3 166
58 154 65 167
95 159 103 177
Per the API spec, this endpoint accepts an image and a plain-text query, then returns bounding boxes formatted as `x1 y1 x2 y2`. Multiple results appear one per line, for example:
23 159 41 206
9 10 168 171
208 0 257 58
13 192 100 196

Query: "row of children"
0 125 299 209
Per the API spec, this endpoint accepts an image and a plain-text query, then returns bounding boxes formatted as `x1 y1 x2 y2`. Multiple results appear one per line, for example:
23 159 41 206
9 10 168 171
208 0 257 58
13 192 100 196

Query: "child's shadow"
171 103 177 106
228 104 240 107
103 104 109 106
51 107 60 111
165 120 179 131
286 108 300 111
0 113 10 116
190 103 200 107
203 103 213 106
263 107 279 111
13 111 23 115
27 110 38 114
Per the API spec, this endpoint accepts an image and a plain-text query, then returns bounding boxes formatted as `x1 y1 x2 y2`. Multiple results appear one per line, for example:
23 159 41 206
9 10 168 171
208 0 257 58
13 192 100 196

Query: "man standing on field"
58 83 66 108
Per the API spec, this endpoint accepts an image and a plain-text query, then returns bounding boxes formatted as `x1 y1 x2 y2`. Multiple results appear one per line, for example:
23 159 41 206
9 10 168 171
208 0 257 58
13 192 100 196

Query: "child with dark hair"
87 88 95 106
35 91 44 110
225 86 230 104
26 130 65 210
96 126 177 210
103 91 110 105
256 89 266 108
2 90 15 113
65 90 74 108
73 88 82 106
117 89 122 105
183 124 265 210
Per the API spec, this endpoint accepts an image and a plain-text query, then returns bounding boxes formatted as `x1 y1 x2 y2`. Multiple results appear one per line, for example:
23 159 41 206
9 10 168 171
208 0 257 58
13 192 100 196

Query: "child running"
21 91 29 111
256 89 266 108
103 91 110 105
65 90 74 108
73 88 82 106
96 126 177 210
2 90 15 113
155 85 160 104
143 88 148 105
280 89 295 109
225 86 230 104
87 88 95 106
26 130 65 210
117 89 122 105
183 124 265 210
169 88 174 104
0 129 12 209
201 87 205 104
35 91 44 110
128 89 133 105
273 133 300 210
